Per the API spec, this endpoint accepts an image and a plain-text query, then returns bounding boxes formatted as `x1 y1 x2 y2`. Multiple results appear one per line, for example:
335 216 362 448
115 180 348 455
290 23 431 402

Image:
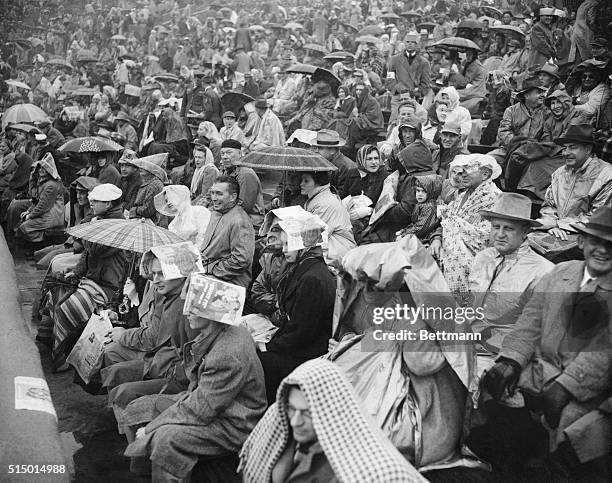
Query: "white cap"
89 183 123 202
34 133 47 141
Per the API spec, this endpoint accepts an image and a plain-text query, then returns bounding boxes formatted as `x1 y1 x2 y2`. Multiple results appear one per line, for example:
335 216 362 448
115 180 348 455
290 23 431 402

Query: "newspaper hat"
182 272 246 325
278 213 327 252
140 241 204 281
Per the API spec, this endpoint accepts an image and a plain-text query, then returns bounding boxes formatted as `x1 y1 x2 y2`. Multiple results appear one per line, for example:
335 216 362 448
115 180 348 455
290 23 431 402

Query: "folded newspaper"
240 314 279 343
369 170 399 225
66 312 113 384
183 273 246 326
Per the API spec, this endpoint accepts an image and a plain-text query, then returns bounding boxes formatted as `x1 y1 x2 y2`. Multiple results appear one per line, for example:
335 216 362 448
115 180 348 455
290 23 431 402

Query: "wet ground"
15 252 144 483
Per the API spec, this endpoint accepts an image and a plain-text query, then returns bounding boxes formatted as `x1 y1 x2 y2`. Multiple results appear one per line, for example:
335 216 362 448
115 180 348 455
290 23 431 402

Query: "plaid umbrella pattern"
59 137 124 153
236 146 338 172
66 218 184 253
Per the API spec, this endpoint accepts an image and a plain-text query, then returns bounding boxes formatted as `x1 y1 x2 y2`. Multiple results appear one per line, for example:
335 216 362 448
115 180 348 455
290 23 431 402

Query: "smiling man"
481 205 612 480
469 193 554 357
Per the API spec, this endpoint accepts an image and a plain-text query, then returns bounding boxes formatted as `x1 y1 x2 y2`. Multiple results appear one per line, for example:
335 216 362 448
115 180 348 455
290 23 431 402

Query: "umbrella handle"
281 170 286 207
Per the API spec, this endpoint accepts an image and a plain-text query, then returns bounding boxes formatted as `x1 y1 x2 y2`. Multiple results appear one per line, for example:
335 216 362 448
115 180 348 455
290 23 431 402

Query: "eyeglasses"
582 74 596 80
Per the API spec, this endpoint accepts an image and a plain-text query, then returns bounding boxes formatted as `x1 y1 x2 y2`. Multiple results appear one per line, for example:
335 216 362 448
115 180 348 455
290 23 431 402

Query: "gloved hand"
481 357 522 400
540 381 571 428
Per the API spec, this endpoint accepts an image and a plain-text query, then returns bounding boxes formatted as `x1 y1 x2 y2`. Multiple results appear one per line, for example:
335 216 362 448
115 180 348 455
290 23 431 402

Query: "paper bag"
66 312 113 384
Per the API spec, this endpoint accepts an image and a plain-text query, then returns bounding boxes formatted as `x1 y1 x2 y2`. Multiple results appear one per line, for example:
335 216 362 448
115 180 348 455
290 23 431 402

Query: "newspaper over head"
183 273 246 326
260 205 328 252
140 241 204 281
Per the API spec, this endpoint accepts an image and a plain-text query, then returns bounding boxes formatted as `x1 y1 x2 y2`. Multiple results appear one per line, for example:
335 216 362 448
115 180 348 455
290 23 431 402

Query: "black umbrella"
221 92 255 116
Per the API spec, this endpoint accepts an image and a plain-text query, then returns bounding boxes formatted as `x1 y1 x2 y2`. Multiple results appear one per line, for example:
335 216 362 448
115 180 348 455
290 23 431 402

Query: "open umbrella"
417 22 437 32
285 21 304 30
489 25 526 38
358 25 384 36
400 10 422 19
380 12 400 21
153 73 180 83
457 19 484 31
236 147 338 172
46 58 73 69
286 63 318 75
432 37 481 51
323 51 355 62
6 80 31 90
303 44 329 54
111 34 127 41
356 35 380 44
2 103 48 130
66 218 184 253
59 136 123 153
480 6 502 18
221 92 255 115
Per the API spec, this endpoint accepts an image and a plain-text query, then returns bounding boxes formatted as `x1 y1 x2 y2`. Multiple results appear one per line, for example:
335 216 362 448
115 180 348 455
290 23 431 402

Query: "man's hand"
428 238 442 259
270 197 281 209
104 326 126 345
549 227 569 240
540 381 571 428
481 358 522 400
328 338 339 352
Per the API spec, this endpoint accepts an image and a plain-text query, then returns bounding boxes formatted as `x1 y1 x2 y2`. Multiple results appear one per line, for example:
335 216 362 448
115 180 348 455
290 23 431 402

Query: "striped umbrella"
59 136 123 153
236 147 338 172
66 218 184 253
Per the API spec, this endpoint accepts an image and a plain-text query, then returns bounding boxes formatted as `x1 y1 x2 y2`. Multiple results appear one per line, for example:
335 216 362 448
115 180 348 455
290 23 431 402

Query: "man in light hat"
537 124 612 241
308 129 355 196
34 119 65 151
481 206 612 479
387 32 433 118
245 98 286 152
219 110 246 145
496 75 547 148
433 121 467 179
590 37 611 64
536 63 563 97
114 111 138 151
469 193 554 357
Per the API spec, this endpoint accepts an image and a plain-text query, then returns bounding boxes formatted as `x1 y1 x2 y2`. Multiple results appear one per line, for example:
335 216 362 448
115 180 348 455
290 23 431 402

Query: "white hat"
539 7 555 16
88 183 123 202
34 133 47 141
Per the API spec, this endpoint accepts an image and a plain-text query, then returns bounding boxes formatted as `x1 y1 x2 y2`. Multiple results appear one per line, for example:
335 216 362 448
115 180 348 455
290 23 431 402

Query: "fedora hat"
309 129 346 148
554 123 595 146
254 98 269 109
571 206 612 243
535 62 560 80
480 192 542 227
516 76 547 97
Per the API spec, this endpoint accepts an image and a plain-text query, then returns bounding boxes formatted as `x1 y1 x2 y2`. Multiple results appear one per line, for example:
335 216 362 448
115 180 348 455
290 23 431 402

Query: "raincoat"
436 87 472 138
541 90 586 142
397 173 443 244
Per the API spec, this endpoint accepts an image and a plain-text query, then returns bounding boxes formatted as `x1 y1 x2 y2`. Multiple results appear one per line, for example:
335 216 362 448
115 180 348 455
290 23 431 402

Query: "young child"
219 111 246 146
396 174 443 245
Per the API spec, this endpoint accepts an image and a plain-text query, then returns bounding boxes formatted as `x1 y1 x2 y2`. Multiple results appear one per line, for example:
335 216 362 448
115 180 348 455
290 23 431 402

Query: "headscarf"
189 146 215 194
239 359 427 483
544 89 572 118
437 86 460 110
414 174 443 202
197 121 222 142
397 140 433 175
355 144 380 174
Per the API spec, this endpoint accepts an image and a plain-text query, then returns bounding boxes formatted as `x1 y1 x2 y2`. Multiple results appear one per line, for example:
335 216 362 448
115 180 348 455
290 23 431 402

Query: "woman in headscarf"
334 85 357 119
194 120 222 164
256 213 336 403
14 153 65 246
429 154 502 305
422 102 449 143
239 359 426 483
434 86 472 141
184 145 218 205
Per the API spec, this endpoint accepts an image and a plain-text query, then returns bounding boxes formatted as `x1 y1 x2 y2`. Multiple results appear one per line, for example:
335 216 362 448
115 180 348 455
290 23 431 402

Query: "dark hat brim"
516 85 547 97
309 139 346 148
479 210 542 227
570 223 612 242
553 135 595 146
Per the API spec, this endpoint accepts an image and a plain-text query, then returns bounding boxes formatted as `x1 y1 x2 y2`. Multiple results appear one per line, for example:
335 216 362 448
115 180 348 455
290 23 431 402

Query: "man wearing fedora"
481 205 612 479
179 71 223 130
535 63 564 97
537 124 612 242
115 111 138 152
308 129 355 197
469 193 554 357
496 75 547 148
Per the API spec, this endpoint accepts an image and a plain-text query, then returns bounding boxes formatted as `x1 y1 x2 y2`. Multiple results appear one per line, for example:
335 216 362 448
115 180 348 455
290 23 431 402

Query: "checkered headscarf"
239 359 427 483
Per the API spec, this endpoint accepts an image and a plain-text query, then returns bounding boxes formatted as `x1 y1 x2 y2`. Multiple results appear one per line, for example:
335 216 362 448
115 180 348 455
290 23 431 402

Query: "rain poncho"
154 185 210 250
436 87 472 137
239 359 427 483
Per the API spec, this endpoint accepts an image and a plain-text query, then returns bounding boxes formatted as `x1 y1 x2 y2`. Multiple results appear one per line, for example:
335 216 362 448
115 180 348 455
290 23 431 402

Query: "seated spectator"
536 63 564 97
53 184 126 370
429 154 502 304
569 60 610 124
286 81 336 133
480 70 512 146
219 111 246 145
14 153 65 248
86 151 122 186
114 112 138 152
220 139 265 228
421 102 449 143
256 214 335 402
334 85 357 118
379 101 421 157
120 280 267 482
364 140 434 244
308 130 356 197
346 83 385 152
1 148 32 236
300 170 356 265
33 119 65 151
435 86 472 140
154 185 210 250
240 359 425 482
536 125 612 239
541 90 586 141
185 144 219 205
396 173 443 245
245 98 286 152
126 156 167 222
432 122 467 179
200 176 255 288
117 150 142 212
481 206 612 481
469 193 554 357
